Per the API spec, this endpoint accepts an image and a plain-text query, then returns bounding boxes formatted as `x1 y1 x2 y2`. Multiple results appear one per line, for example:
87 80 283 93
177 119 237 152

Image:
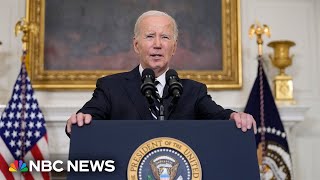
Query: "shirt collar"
139 64 167 86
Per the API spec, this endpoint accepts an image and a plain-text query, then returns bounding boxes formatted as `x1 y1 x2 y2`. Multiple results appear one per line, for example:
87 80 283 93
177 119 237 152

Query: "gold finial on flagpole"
15 18 38 52
14 0 38 73
15 0 39 51
249 21 271 56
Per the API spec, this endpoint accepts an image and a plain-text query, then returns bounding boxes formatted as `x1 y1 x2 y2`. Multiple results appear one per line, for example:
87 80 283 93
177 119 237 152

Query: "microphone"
165 69 183 98
140 68 156 99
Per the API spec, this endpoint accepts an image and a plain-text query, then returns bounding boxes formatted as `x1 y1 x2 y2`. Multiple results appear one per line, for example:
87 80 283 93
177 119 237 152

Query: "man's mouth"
150 54 163 57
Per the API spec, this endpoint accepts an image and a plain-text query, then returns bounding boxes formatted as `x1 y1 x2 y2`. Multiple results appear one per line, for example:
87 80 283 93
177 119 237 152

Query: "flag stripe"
23 151 42 180
44 133 48 143
30 142 50 180
0 138 15 165
0 169 8 180
35 135 50 160
0 154 14 180
22 171 34 180
0 138 15 180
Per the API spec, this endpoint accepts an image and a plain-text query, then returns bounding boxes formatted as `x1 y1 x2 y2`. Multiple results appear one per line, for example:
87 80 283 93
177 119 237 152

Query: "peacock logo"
9 160 29 172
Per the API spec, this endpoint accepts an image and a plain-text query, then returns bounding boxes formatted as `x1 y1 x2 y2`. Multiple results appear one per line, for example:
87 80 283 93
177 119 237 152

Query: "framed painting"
26 0 242 90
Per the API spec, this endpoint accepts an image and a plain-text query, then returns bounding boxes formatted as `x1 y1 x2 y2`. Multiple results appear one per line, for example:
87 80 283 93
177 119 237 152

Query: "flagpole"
249 22 271 177
14 0 32 177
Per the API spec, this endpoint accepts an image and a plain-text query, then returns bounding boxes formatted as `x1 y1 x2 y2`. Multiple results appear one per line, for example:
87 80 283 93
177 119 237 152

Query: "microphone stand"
155 93 165 121
158 98 165 121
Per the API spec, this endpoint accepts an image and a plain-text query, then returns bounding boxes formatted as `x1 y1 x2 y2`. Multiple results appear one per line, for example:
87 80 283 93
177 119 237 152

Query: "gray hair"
134 10 178 41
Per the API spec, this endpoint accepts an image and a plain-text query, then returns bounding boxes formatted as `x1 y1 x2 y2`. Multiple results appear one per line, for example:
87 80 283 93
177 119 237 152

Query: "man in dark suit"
66 10 256 135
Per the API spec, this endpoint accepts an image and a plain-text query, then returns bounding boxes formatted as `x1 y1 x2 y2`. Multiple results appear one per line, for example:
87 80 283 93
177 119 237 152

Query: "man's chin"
151 64 166 70
143 61 168 73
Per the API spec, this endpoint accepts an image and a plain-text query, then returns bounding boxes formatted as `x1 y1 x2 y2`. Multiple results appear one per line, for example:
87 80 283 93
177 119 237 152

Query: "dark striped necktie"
150 80 160 120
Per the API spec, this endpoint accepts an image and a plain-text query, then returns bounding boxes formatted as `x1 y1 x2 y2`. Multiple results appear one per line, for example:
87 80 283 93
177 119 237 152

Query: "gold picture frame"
26 0 242 90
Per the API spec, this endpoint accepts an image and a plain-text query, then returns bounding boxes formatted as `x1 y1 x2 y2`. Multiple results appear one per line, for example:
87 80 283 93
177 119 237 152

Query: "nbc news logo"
9 160 28 172
7 159 115 172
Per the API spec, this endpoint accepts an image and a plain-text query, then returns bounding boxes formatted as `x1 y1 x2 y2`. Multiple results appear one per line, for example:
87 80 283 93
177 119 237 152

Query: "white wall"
0 0 319 179
0 0 24 101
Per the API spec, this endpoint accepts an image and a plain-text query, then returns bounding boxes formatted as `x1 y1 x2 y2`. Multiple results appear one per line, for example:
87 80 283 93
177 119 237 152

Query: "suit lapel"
123 66 153 120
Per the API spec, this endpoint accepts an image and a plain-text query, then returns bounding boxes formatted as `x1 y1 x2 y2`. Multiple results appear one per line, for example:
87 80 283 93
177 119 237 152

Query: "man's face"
133 16 177 76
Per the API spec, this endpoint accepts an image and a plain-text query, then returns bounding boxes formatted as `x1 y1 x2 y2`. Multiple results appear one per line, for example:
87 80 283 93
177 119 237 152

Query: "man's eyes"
145 35 170 39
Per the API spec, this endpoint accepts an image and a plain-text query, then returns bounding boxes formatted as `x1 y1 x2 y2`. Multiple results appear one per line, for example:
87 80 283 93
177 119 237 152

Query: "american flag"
0 60 50 180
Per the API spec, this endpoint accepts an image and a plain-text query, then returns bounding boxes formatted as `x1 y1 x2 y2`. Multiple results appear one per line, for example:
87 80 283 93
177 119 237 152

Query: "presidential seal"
257 142 292 180
128 137 202 180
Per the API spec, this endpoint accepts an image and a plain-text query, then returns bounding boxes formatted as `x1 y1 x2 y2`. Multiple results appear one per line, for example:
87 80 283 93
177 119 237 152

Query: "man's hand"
230 112 257 134
66 113 92 134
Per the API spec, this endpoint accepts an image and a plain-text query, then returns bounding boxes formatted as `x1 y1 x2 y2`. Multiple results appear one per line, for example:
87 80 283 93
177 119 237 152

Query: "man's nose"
153 36 162 48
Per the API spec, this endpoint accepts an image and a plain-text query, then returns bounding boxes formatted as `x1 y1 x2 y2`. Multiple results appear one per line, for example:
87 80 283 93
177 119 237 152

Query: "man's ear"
172 40 178 56
133 37 139 54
